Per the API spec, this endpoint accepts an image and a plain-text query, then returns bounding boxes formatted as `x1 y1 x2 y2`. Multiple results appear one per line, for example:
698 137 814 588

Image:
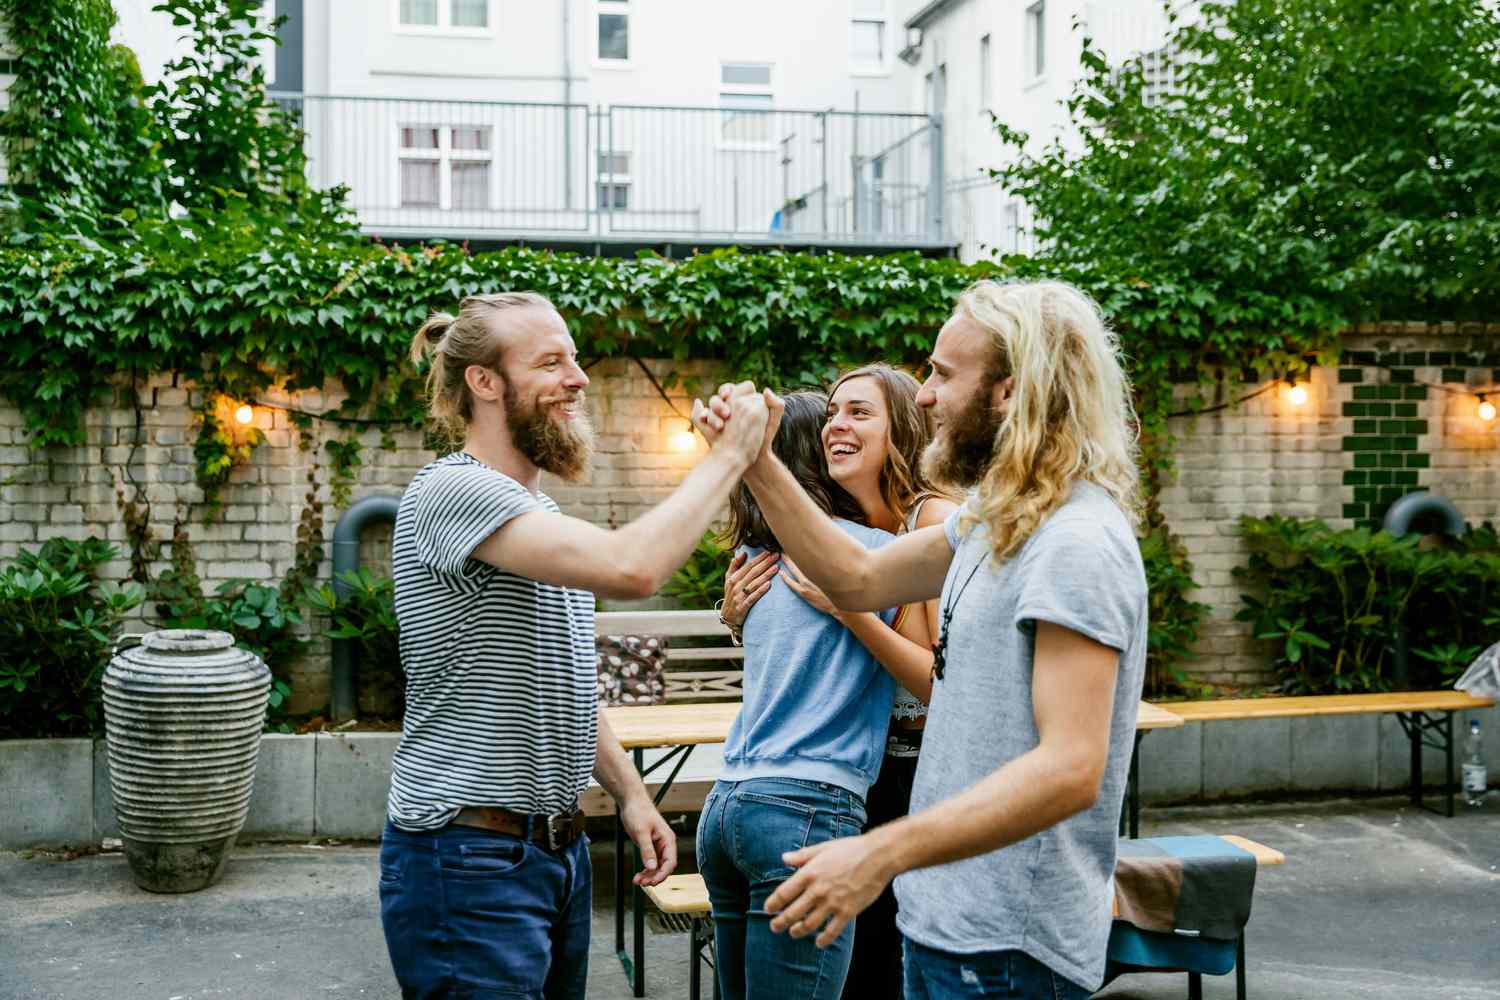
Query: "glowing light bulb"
234 404 254 425
1479 398 1497 422
671 429 698 453
1288 384 1308 406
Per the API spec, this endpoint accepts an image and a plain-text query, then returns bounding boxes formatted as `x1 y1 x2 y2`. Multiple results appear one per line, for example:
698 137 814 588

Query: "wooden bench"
1164 691 1496 816
644 836 1282 1000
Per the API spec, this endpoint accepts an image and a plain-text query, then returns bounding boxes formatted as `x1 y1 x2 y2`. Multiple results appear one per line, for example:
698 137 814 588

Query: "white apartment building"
901 0 1195 260
1 1 1194 258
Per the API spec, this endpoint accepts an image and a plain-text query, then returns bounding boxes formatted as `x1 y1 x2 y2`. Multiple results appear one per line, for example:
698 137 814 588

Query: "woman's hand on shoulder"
721 549 779 627
779 556 841 619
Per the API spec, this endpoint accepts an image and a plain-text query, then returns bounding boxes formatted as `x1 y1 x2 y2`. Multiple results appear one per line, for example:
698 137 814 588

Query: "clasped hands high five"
690 381 783 466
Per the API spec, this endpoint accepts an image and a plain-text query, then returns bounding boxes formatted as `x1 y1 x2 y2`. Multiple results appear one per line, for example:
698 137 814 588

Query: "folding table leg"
690 917 702 1000
1188 971 1203 1000
1236 932 1247 1000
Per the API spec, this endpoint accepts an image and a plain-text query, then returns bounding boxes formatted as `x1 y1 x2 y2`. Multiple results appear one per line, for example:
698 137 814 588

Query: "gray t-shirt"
893 482 1147 992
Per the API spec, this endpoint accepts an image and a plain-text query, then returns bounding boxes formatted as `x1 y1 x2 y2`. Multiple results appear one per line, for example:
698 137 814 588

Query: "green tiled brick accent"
1353 453 1379 469
1442 368 1466 383
1404 385 1428 400
1352 385 1380 400
1368 471 1392 485
1343 436 1387 451
1406 453 1430 469
1354 419 1378 434
1393 436 1418 451
1379 385 1404 400
1354 486 1378 503
1380 454 1405 468
1338 368 1364 383
1343 503 1367 520
1405 420 1428 435
1394 471 1420 486
1344 471 1367 485
1379 420 1406 435
1391 368 1414 384
1430 352 1452 366
1392 403 1417 417
1343 402 1367 417
1401 352 1427 366
1378 486 1405 504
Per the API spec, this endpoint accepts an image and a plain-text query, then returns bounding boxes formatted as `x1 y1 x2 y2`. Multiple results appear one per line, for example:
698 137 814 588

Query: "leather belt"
451 805 586 851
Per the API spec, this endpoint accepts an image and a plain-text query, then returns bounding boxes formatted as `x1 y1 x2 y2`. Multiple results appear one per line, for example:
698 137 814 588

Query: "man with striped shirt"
380 292 770 999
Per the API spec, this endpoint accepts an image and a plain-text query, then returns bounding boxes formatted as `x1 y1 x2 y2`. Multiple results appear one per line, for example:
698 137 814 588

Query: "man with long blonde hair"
694 280 1148 999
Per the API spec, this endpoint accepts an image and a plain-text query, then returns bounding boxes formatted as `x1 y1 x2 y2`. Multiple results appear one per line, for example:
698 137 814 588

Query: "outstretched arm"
474 387 768 599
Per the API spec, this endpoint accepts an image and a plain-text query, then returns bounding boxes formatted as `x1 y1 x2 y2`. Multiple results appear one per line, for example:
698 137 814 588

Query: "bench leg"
1237 931 1247 1000
1121 731 1144 840
633 749 647 997
1399 710 1460 817
690 917 702 1000
1188 971 1203 1000
1445 711 1456 818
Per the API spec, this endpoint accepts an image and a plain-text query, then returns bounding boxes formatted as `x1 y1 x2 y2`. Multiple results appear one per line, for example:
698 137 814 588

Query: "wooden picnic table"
1163 690 1496 817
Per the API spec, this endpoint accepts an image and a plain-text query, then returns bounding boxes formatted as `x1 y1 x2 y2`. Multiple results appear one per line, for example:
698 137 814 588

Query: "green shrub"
1138 525 1212 698
0 538 144 738
302 569 403 719
1234 516 1500 693
661 531 732 611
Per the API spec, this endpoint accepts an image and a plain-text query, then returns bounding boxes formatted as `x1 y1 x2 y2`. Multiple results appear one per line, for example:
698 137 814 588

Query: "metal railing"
271 94 946 247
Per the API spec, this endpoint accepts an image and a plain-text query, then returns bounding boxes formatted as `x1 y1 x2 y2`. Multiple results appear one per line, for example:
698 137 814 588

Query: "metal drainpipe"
562 0 573 210
1381 492 1466 689
330 494 401 721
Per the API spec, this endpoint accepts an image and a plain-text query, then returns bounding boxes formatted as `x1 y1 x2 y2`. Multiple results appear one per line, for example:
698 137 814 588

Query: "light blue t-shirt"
719 520 898 800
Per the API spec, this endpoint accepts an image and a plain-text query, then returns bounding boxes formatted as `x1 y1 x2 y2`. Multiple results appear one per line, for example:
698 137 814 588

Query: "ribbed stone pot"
103 630 271 893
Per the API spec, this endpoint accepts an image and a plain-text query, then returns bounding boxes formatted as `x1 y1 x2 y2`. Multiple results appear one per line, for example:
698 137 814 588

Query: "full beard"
506 384 594 483
920 390 1003 489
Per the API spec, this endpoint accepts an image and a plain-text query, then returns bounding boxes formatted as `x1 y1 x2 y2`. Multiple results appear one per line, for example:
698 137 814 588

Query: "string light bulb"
234 404 254 425
1479 395 1496 422
669 419 697 453
1286 379 1308 407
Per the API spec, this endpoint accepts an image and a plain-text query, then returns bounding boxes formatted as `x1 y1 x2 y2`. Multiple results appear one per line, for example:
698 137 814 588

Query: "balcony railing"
271 94 947 248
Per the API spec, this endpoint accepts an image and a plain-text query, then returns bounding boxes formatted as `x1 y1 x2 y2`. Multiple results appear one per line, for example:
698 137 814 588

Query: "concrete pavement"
1 796 1496 1000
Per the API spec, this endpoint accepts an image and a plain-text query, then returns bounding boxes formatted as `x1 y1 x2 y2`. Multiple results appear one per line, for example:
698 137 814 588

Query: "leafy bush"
0 538 144 738
661 532 732 611
303 569 403 719
1138 525 1211 698
1234 516 1500 693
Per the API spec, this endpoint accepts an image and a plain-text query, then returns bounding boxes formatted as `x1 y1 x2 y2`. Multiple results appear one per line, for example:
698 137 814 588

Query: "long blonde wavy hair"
956 279 1141 561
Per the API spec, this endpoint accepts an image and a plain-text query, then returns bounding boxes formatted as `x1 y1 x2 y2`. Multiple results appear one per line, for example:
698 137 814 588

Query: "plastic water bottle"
1463 720 1487 808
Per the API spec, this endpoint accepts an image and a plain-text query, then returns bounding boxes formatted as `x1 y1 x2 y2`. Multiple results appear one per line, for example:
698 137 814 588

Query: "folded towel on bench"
1112 835 1257 942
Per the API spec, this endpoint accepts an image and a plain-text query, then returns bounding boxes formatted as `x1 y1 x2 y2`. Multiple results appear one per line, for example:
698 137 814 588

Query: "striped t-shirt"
386 452 598 831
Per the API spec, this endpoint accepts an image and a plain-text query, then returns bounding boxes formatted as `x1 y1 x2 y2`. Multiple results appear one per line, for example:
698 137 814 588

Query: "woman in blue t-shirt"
698 389 938 1000
717 365 958 1000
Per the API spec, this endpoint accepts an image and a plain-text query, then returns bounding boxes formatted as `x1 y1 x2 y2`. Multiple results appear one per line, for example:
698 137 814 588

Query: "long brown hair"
723 391 862 551
828 363 957 524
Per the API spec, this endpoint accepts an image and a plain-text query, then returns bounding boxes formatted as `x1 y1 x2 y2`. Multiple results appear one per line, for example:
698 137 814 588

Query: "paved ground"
1 795 1497 1000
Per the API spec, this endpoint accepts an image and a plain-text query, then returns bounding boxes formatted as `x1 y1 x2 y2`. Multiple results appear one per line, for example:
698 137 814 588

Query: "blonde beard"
507 388 595 482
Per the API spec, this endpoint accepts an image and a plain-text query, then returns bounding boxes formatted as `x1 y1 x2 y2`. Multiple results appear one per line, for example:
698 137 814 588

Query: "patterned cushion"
596 633 668 706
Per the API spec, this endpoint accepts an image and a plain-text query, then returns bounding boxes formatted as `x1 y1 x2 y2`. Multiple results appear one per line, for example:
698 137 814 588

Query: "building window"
850 0 886 72
597 0 630 62
720 63 773 145
397 0 490 31
1025 1 1046 80
979 34 991 110
597 151 631 210
399 125 492 210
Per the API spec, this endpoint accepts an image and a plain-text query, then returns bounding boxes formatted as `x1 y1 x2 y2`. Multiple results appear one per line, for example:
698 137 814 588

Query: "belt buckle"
544 813 565 851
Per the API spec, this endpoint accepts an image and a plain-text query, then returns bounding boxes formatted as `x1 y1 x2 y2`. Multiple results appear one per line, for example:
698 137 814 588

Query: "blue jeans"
902 939 1091 1000
697 777 868 1000
378 819 592 1000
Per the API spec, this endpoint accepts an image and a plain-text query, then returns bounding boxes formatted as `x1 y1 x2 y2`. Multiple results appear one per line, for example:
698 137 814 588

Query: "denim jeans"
902 939 1091 1000
378 819 592 1000
697 777 868 1000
